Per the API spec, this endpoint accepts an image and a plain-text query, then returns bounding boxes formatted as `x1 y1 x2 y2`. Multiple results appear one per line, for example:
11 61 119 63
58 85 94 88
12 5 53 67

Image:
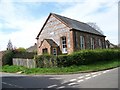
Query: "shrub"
35 55 57 68
16 47 26 53
35 49 120 67
2 50 14 65
13 50 35 59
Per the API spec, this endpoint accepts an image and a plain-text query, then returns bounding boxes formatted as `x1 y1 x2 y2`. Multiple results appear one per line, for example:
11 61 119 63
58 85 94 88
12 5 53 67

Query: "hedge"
13 52 35 59
35 49 120 67
35 55 57 68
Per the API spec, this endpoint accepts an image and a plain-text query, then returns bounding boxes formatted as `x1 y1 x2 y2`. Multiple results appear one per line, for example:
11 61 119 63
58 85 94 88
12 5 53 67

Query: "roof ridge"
51 13 88 25
51 13 105 36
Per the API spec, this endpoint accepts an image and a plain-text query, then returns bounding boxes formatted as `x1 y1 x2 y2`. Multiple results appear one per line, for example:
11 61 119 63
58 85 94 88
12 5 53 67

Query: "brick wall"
72 30 106 51
0 51 5 66
39 40 51 55
37 15 72 54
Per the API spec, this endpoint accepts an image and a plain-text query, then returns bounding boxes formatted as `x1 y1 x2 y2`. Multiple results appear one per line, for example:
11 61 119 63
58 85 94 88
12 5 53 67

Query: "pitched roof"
26 44 37 52
52 13 105 36
45 39 58 47
36 13 105 39
39 39 58 48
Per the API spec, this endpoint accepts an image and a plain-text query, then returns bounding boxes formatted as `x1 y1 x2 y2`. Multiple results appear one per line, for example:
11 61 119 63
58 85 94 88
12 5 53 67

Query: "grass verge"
1 59 120 75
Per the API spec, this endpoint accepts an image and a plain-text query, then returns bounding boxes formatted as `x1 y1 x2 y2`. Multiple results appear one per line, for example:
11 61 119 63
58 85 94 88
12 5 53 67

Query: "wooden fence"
13 58 36 68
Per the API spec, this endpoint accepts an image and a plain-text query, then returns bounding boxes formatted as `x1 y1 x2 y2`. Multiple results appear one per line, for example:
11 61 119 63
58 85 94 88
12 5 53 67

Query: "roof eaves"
36 13 52 39
71 28 106 37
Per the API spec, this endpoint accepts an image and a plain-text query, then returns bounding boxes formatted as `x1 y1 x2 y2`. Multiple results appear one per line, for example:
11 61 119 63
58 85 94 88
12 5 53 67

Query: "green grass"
1 59 120 75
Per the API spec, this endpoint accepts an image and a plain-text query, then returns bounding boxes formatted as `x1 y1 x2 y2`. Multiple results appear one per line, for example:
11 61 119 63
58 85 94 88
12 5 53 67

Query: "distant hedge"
2 50 36 66
35 49 120 67
13 52 35 59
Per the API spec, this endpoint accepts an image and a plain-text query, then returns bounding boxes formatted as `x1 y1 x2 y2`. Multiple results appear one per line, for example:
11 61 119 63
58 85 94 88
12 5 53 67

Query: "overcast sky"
0 0 118 51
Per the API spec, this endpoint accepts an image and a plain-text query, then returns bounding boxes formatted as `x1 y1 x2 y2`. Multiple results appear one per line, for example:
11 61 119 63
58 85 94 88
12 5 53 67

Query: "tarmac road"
1 67 119 89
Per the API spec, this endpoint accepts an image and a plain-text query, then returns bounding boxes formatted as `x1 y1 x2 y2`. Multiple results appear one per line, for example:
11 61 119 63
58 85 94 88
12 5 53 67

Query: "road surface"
1 67 119 89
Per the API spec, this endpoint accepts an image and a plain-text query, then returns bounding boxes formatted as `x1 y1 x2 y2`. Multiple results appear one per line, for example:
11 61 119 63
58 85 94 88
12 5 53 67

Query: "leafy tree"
2 50 14 65
16 47 26 53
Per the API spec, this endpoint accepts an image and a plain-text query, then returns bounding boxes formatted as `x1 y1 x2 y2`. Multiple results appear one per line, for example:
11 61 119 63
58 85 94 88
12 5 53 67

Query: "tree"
7 40 13 50
87 22 104 35
2 50 14 65
17 47 26 52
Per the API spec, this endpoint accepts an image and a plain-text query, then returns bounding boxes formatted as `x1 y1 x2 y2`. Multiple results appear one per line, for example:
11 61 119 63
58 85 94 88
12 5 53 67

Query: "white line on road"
85 77 91 80
47 84 57 88
61 81 68 84
85 74 91 77
68 82 76 86
92 75 98 77
57 86 65 89
78 76 84 79
77 79 84 82
70 79 77 82
2 82 22 88
97 73 102 76
103 71 109 73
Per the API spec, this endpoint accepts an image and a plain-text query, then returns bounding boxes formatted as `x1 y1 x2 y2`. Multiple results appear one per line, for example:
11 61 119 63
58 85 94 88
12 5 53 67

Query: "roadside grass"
1 59 120 75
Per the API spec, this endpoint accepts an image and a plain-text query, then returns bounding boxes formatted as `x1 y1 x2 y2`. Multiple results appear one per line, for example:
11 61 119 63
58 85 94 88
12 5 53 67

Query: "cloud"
0 0 119 51
0 1 47 50
60 0 118 44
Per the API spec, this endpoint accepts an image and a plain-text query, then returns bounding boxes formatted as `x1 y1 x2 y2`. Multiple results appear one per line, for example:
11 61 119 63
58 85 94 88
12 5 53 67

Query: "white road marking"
85 74 91 77
47 84 57 88
78 76 84 79
61 81 67 84
2 82 22 88
103 71 107 73
49 78 62 80
85 77 91 80
92 75 98 77
97 73 102 75
106 70 110 72
57 86 65 89
68 82 76 86
70 79 77 82
77 79 84 82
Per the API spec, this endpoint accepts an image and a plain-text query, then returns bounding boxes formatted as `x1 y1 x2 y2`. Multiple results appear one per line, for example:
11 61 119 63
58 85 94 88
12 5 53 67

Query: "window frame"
61 36 67 53
80 35 85 49
53 48 57 56
98 39 102 48
90 37 94 49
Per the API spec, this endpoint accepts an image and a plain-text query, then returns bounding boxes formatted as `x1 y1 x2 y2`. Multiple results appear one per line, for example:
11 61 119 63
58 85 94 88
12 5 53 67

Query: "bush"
63 49 119 66
35 55 57 68
35 49 120 67
2 50 14 65
13 49 35 59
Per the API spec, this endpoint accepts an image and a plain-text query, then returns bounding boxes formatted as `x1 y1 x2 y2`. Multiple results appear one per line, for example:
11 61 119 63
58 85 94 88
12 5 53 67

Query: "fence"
13 58 36 68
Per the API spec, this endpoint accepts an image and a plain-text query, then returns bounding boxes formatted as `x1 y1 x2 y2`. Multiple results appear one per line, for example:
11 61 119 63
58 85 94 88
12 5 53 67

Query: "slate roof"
45 39 58 47
52 13 105 36
26 44 37 52
36 13 105 39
